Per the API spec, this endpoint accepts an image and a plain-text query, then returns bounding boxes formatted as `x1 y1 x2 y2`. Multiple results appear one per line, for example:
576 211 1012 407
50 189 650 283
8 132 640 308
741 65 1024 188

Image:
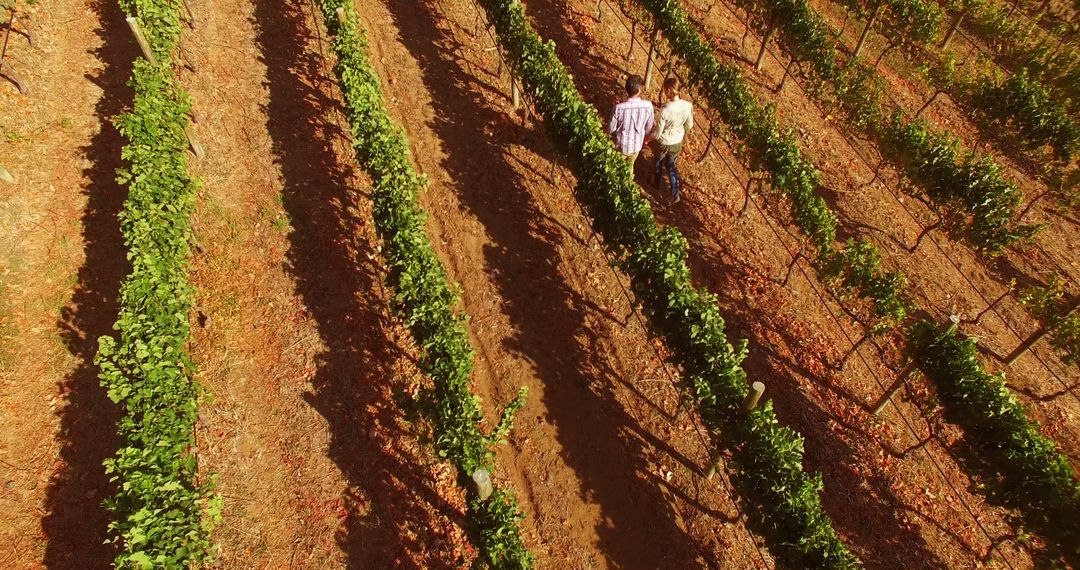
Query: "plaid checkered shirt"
608 96 655 155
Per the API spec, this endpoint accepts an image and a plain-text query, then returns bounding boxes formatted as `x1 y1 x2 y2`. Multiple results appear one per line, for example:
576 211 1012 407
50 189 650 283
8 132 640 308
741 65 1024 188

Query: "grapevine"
315 3 532 567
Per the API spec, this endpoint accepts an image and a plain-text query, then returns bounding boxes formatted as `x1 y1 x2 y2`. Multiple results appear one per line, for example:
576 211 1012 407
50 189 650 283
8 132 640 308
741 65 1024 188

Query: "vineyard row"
477 0 864 565
629 0 1080 557
93 0 216 566
314 2 533 566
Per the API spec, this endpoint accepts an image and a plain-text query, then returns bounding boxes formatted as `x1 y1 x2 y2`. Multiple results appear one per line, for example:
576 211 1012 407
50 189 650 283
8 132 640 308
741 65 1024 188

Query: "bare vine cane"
0 8 14 72
0 7 26 93
182 0 196 29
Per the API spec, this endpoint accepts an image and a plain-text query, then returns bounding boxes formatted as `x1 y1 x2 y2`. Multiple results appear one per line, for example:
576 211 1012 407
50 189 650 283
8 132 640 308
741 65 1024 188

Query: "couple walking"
608 74 694 202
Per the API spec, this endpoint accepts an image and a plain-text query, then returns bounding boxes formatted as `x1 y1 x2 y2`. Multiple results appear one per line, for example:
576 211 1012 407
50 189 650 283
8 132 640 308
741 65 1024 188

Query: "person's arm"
642 107 656 144
652 108 669 144
608 105 621 136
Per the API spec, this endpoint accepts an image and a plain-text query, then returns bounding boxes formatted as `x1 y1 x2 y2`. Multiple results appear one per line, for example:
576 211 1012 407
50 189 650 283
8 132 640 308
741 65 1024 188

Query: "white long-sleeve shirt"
652 97 694 146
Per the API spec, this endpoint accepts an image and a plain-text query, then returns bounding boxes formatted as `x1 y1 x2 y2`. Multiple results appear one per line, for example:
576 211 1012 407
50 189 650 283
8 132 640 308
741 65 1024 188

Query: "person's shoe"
673 194 681 203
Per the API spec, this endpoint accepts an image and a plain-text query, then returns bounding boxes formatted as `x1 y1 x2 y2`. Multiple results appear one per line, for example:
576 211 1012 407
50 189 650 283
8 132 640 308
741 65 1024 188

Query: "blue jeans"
654 147 681 198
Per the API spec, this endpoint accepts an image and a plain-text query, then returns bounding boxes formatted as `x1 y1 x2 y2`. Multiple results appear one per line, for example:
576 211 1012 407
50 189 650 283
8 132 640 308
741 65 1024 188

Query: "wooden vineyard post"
940 9 964 49
511 76 521 110
472 468 493 501
853 2 883 59
595 0 603 21
125 16 157 66
1004 296 1080 366
644 26 659 89
871 361 916 416
185 126 205 160
742 381 766 412
754 21 776 71
705 381 765 480
945 313 961 335
626 20 637 61
875 315 959 416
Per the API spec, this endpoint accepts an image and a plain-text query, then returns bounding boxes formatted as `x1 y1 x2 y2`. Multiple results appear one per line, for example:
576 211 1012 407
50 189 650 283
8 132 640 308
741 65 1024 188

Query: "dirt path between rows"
357 0 774 566
182 0 469 566
1 0 130 565
521 0 1045 565
680 0 1080 474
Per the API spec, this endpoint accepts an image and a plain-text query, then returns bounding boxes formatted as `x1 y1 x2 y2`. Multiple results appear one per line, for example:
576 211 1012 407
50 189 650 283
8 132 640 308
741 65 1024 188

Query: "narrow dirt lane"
0 0 130 565
357 0 771 566
522 0 1036 566
181 0 466 566
681 0 1080 475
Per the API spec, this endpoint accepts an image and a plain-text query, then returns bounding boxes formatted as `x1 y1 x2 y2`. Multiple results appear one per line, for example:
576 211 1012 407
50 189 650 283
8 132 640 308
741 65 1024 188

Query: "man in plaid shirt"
608 75 655 169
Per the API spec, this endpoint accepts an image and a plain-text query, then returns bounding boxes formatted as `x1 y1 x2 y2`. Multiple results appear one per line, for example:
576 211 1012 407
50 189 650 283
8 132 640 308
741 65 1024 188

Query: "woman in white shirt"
651 77 694 203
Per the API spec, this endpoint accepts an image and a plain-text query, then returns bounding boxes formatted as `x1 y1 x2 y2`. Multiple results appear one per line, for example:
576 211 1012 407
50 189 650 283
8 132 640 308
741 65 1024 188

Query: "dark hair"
625 75 644 96
662 77 679 93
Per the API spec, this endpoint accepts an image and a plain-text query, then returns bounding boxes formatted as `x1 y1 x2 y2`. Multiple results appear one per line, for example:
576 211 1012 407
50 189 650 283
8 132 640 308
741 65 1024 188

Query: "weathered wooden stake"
705 381 765 479
596 0 603 20
940 9 964 49
704 450 723 480
754 23 776 71
185 126 205 160
336 6 345 25
472 468 493 501
852 3 882 59
946 313 961 333
125 16 157 65
742 381 766 413
626 20 637 61
511 76 521 109
1004 296 1080 366
644 27 659 89
871 361 916 416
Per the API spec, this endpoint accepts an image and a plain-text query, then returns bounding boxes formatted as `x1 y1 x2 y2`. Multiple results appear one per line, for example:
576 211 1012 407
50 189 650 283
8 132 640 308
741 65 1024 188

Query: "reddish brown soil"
358 0 770 566
1 0 130 566
2 0 1076 567
676 0 1080 474
515 0 1078 566
180 0 469 566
